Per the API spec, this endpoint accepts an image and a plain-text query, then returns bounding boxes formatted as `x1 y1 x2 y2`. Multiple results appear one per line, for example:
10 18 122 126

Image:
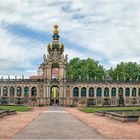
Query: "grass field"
0 106 32 112
80 106 140 113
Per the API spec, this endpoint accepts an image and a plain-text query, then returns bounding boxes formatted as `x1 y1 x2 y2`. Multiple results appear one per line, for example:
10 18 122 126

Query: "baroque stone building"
0 25 140 107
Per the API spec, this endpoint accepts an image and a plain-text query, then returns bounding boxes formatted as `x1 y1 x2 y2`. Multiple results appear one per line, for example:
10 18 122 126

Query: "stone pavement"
13 106 104 139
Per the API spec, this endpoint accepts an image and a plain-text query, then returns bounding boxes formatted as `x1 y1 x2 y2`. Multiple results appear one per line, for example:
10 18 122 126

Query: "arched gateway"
50 85 59 105
40 24 67 106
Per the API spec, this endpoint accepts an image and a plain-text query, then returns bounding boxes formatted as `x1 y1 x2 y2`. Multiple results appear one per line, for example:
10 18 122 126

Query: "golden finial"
53 24 59 34
54 24 58 29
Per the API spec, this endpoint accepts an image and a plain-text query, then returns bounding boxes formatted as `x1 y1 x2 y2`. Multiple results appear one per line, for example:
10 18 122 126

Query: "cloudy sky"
0 0 140 78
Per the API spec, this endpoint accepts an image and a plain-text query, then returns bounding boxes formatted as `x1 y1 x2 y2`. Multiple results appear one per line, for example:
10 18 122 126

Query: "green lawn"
80 106 140 113
0 106 32 112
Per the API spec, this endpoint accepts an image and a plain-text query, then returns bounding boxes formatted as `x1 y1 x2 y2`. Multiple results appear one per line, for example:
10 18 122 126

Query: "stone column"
109 87 111 98
43 85 46 105
47 85 49 98
22 85 24 97
86 86 89 98
102 86 104 98
94 86 97 98
37 86 39 98
69 86 73 98
79 86 81 98
136 87 139 98
14 85 17 97
63 86 66 98
29 86 31 98
116 86 118 98
130 87 132 98
59 85 62 98
122 87 125 99
7 85 10 97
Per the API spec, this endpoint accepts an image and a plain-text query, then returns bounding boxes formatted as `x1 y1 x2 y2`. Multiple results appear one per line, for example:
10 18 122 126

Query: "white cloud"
64 48 86 60
0 0 140 76
0 27 45 75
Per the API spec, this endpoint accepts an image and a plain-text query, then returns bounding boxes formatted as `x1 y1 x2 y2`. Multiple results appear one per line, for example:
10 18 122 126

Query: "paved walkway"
13 107 104 139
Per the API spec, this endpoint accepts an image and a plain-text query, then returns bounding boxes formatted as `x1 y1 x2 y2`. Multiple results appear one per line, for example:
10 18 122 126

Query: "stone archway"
50 85 59 106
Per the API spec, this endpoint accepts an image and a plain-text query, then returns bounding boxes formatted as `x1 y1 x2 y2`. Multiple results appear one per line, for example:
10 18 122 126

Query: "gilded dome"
48 40 64 54
48 25 64 54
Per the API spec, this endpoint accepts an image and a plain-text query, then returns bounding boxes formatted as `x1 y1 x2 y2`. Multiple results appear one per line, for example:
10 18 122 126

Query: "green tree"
67 57 105 80
108 62 140 81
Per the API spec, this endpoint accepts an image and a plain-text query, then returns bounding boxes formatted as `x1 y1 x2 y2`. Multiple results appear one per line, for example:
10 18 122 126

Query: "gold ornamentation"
53 24 58 34
50 43 53 50
59 43 62 49
54 30 58 34
54 24 58 29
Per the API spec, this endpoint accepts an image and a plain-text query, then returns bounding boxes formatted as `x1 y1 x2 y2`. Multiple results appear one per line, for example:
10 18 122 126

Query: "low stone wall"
95 110 140 122
0 110 7 118
0 109 16 118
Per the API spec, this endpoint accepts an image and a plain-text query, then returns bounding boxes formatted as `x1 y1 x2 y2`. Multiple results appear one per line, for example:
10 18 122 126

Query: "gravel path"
66 108 140 139
13 106 104 139
0 107 46 139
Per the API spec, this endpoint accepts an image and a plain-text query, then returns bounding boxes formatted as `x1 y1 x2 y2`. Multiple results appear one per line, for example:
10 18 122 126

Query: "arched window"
31 87 37 97
118 87 123 96
17 86 22 96
132 87 136 97
104 87 109 97
10 86 15 97
96 87 102 97
24 87 29 97
89 87 94 97
3 86 8 96
81 87 86 97
125 88 130 97
111 87 116 97
73 87 79 97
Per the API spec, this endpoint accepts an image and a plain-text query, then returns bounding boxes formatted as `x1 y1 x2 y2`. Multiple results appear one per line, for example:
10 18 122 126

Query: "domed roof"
48 25 64 54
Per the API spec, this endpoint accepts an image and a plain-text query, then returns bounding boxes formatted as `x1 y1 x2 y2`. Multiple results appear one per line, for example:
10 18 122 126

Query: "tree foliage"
67 58 140 81
67 57 105 80
108 62 140 81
